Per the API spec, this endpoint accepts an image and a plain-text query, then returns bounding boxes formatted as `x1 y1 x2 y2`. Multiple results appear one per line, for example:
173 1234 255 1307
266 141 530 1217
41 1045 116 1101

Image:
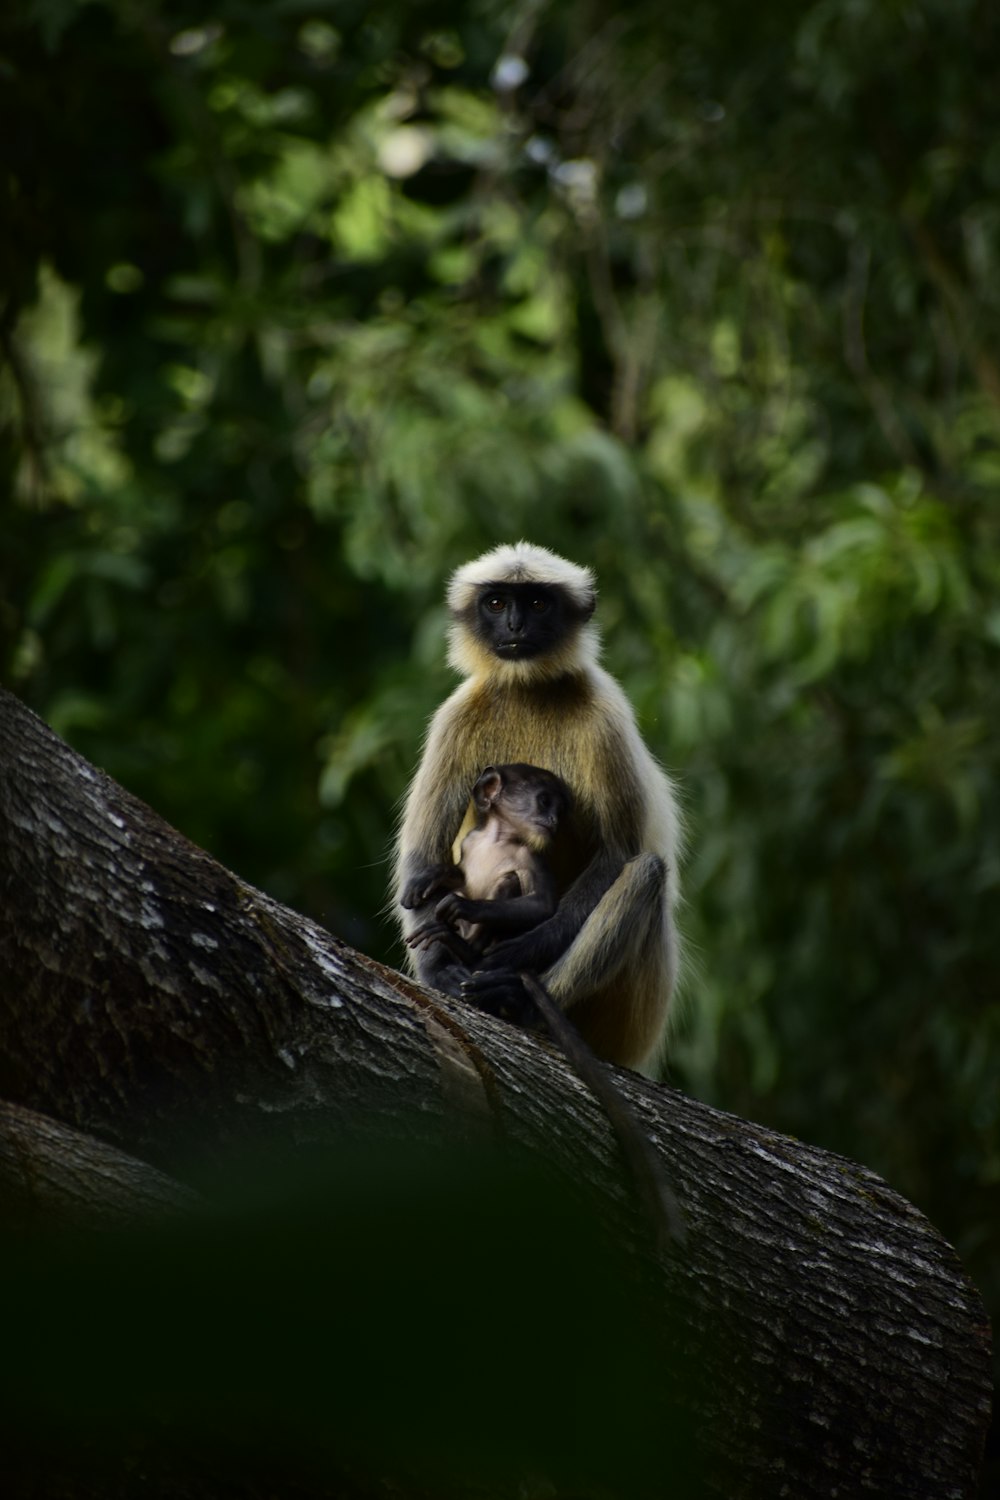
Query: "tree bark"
0 686 991 1499
0 1098 196 1226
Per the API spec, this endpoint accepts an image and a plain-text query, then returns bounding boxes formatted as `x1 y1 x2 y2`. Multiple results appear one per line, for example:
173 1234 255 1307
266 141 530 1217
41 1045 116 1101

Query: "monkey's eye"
485 595 506 613
529 596 550 613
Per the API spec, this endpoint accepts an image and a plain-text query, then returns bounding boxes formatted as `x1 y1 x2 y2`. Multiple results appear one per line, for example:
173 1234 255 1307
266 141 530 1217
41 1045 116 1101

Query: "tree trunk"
0 686 991 1499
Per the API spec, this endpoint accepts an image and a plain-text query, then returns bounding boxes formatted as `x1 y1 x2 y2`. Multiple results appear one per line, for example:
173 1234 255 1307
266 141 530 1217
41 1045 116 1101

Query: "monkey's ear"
473 766 502 811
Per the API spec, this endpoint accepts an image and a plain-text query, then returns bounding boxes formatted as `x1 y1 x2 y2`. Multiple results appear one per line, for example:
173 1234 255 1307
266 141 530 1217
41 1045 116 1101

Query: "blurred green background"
2 0 997 1485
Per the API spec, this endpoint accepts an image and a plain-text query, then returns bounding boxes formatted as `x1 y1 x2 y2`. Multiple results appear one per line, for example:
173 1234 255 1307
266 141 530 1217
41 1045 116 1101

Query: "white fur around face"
446 541 596 616
445 542 600 683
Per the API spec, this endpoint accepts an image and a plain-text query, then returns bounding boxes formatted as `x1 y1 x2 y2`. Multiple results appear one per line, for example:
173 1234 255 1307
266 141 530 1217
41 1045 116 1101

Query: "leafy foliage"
3 0 999 1484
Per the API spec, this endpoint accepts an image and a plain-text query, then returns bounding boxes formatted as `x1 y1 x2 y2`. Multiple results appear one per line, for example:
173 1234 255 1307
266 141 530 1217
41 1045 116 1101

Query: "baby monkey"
407 762 685 1248
406 762 570 968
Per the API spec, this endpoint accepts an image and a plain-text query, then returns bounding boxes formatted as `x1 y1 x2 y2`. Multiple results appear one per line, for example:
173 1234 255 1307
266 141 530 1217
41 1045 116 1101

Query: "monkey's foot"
461 969 541 1028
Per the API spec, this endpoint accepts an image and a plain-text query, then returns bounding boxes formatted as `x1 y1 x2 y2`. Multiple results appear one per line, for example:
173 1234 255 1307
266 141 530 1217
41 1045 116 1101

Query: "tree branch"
0 686 991 1499
0 1099 196 1227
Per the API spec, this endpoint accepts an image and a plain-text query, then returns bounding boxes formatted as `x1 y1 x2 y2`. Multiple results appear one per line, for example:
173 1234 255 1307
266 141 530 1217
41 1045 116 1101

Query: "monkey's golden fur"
394 542 682 1072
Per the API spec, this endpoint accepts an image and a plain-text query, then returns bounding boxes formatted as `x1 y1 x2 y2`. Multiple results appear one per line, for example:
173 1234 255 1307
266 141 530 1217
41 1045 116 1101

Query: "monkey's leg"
547 853 674 1070
544 852 667 998
462 854 668 1045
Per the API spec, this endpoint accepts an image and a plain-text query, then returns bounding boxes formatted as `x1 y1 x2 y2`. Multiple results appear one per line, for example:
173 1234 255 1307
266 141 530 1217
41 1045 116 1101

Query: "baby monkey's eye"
486 596 506 613
530 596 550 612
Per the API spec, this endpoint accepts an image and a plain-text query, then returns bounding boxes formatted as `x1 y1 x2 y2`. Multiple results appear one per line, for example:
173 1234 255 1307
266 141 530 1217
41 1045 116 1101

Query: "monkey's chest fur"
459 676 605 791
447 673 642 881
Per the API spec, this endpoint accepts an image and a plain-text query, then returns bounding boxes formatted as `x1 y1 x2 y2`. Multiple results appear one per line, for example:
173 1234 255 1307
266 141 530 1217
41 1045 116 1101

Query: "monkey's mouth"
495 640 541 658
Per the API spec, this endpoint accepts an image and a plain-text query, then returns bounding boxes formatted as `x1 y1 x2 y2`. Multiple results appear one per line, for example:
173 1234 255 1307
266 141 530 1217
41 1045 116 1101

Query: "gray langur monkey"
406 762 570 964
394 541 683 1074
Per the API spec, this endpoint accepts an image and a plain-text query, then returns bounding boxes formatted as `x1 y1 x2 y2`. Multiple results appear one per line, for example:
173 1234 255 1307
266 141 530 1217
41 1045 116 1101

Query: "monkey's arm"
434 887 556 937
394 692 478 917
406 871 554 977
463 845 626 975
399 863 461 911
394 700 482 995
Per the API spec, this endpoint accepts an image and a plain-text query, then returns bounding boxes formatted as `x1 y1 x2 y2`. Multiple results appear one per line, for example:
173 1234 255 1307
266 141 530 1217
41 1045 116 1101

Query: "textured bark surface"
0 1098 196 1226
0 686 992 1499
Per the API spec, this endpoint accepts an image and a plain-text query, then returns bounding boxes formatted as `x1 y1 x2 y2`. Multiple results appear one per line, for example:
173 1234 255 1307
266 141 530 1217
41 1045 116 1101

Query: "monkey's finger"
401 885 437 910
460 970 518 999
400 865 456 909
406 923 452 950
399 889 421 910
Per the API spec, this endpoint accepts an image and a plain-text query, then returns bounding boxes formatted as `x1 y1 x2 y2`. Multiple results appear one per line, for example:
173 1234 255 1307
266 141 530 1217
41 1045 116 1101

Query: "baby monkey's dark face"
474 584 575 661
472 763 571 847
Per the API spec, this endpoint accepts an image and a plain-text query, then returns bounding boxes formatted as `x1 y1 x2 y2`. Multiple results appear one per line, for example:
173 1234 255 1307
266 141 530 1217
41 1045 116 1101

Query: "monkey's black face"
518 777 569 837
474 584 579 661
475 763 571 835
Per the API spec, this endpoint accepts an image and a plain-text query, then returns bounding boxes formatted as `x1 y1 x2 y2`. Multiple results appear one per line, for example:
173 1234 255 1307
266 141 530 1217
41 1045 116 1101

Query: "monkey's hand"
460 969 541 1029
436 892 555 936
399 863 462 910
432 890 475 927
406 921 475 966
406 920 447 952
462 924 563 977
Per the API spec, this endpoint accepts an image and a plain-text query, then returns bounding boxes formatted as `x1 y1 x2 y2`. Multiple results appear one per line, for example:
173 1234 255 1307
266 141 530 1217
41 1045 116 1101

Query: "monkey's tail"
519 972 687 1252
